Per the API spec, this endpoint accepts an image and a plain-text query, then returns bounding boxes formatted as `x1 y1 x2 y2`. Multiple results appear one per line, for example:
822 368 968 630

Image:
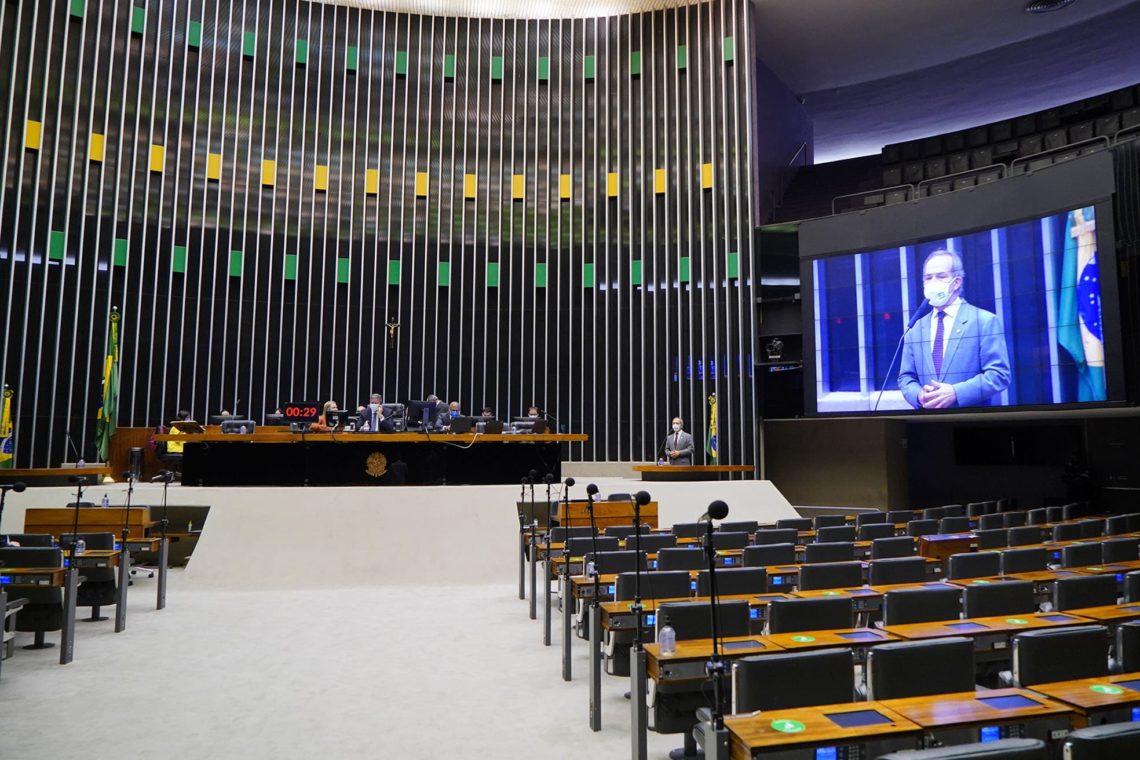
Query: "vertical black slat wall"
0 0 757 470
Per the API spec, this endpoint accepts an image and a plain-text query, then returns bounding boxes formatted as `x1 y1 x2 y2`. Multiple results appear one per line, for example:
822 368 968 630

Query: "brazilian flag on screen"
706 393 718 462
95 308 121 462
1057 207 1106 402
0 386 13 468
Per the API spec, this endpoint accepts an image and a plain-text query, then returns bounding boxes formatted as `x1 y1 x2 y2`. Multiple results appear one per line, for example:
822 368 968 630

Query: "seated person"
481 406 494 417
440 401 462 429
526 405 540 418
357 393 395 433
309 400 341 432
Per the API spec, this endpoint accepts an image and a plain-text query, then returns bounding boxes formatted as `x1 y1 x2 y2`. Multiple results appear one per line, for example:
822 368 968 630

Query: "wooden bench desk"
1059 602 1140 625
878 688 1074 748
883 611 1094 643
1029 672 1140 727
724 702 920 759
0 566 77 665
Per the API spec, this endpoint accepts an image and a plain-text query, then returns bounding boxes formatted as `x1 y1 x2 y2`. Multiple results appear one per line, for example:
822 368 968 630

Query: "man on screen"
898 250 1011 409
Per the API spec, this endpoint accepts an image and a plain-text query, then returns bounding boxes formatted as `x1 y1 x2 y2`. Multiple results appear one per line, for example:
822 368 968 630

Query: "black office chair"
1007 526 1043 547
797 561 863 591
1079 519 1105 539
1052 523 1082 542
999 547 1048 575
709 531 749 550
742 543 795 568
0 547 64 649
886 510 914 524
962 580 1035 618
877 739 1047 759
718 520 758 535
1062 503 1086 521
1046 506 1066 523
939 516 970 533
812 515 846 530
866 637 975 700
942 504 966 518
870 536 917 560
1125 570 1140 603
881 587 962 626
977 513 1004 531
550 526 595 543
1010 625 1109 687
654 547 706 571
754 528 798 546
816 525 856 543
582 550 647 575
1062 722 1140 760
1003 512 1027 529
855 512 889 527
1053 575 1118 612
732 648 855 713
670 522 704 539
1027 508 1048 525
1 533 54 547
59 532 118 622
697 567 767 596
923 507 946 521
564 536 619 558
1060 542 1103 569
946 551 1000 581
657 600 751 641
615 570 691 602
635 534 678 554
775 518 812 531
766 597 854 633
858 523 895 541
967 502 988 519
1114 621 1140 673
606 493 632 503
907 519 939 537
804 541 855 564
604 524 653 538
868 556 926 586
975 528 1009 550
1105 515 1132 536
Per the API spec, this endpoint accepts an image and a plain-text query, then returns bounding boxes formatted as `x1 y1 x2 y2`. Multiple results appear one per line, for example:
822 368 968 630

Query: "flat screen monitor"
324 410 349 430
405 400 440 429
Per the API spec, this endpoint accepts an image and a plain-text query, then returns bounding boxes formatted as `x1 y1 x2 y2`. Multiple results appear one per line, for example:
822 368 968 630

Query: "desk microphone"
149 470 175 483
701 498 731 732
699 500 729 522
564 477 575 488
873 298 930 412
68 475 88 485
0 482 27 493
64 429 84 466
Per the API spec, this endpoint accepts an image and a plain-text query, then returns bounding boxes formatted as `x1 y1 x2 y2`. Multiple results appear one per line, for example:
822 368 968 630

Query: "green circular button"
822 591 841 596
770 719 806 734
1088 567 1104 572
1090 684 1125 695
791 635 816 643
972 579 991 585
1006 618 1029 625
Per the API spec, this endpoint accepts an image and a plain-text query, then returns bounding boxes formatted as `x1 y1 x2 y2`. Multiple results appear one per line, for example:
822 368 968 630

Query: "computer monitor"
324 410 350 430
405 400 440 429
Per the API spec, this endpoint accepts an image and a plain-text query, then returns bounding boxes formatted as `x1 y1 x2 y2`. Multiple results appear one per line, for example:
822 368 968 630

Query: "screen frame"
799 152 1127 418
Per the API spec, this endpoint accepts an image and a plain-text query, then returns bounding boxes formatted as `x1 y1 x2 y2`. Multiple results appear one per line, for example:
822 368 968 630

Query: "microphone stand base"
693 720 730 760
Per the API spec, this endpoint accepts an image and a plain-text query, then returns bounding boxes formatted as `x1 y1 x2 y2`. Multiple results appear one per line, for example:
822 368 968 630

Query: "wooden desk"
1060 602 1140 624
879 688 1074 747
0 467 112 486
917 533 974 561
632 464 754 481
554 499 659 530
646 635 785 691
724 702 921 759
0 565 78 665
23 507 155 540
884 611 1093 642
600 593 794 632
764 627 900 654
1029 672 1140 727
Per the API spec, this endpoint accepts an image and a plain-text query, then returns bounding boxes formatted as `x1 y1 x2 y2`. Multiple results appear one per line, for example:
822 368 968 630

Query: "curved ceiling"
319 0 702 19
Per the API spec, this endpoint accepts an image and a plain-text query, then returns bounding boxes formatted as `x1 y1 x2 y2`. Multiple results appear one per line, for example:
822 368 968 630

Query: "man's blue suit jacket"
897 300 1011 408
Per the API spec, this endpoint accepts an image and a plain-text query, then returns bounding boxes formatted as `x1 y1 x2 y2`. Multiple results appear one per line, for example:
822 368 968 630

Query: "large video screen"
807 204 1121 414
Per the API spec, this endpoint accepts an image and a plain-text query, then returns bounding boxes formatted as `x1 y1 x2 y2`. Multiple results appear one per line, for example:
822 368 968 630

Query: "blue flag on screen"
1057 207 1106 401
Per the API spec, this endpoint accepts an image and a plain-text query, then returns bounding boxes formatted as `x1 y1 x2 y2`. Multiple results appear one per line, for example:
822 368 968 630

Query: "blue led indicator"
772 576 783 586
750 608 759 619
1131 707 1140 722
815 748 837 760
724 558 734 566
980 726 1001 743
691 580 698 592
0 575 10 584
645 613 656 627
607 584 615 594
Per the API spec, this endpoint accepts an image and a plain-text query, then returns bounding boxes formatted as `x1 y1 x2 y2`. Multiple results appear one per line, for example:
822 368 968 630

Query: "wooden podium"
23 507 156 539
632 464 754 481
553 499 659 530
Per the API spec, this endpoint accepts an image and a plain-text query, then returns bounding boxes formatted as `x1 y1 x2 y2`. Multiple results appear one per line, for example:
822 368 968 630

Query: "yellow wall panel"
25 120 42 150
511 174 524 200
415 171 429 197
206 153 222 180
315 164 329 191
701 162 714 189
365 168 379 195
464 173 477 199
88 133 105 162
654 168 666 194
559 173 571 200
149 144 165 173
606 172 619 197
261 159 276 187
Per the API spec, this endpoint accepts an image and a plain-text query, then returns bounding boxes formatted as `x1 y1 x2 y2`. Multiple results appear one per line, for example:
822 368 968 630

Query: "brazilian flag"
95 308 121 462
1057 208 1106 401
0 386 13 468
706 393 718 462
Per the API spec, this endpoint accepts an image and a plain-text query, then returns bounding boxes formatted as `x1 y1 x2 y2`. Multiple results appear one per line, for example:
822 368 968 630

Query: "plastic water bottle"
100 493 110 508
585 560 596 578
658 624 677 656
75 538 86 555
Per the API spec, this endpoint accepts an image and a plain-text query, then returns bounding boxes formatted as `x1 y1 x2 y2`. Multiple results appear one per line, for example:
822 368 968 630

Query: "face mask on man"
924 280 955 309
672 423 682 432
369 402 380 412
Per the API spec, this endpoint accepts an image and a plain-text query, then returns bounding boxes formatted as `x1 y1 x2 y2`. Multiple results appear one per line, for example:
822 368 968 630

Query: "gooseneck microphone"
0 481 27 493
873 297 931 412
564 476 575 488
701 498 730 733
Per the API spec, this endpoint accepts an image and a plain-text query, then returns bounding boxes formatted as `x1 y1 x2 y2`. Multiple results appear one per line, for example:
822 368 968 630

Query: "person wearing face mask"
357 393 395 433
898 249 1011 409
662 417 695 465
310 400 341 432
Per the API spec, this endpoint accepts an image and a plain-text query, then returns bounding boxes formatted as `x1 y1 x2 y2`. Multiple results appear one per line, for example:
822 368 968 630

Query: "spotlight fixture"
1025 0 1077 14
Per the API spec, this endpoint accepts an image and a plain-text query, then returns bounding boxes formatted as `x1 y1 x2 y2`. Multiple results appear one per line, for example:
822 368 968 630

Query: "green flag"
95 308 121 462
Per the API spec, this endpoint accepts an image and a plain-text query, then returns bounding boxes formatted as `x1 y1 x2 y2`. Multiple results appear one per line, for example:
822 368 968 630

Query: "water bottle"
658 624 677 656
585 560 596 578
75 538 86 555
657 457 666 466
101 493 110 508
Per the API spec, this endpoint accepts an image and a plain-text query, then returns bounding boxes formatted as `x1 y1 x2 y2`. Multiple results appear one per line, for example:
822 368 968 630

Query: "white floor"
1 570 681 759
